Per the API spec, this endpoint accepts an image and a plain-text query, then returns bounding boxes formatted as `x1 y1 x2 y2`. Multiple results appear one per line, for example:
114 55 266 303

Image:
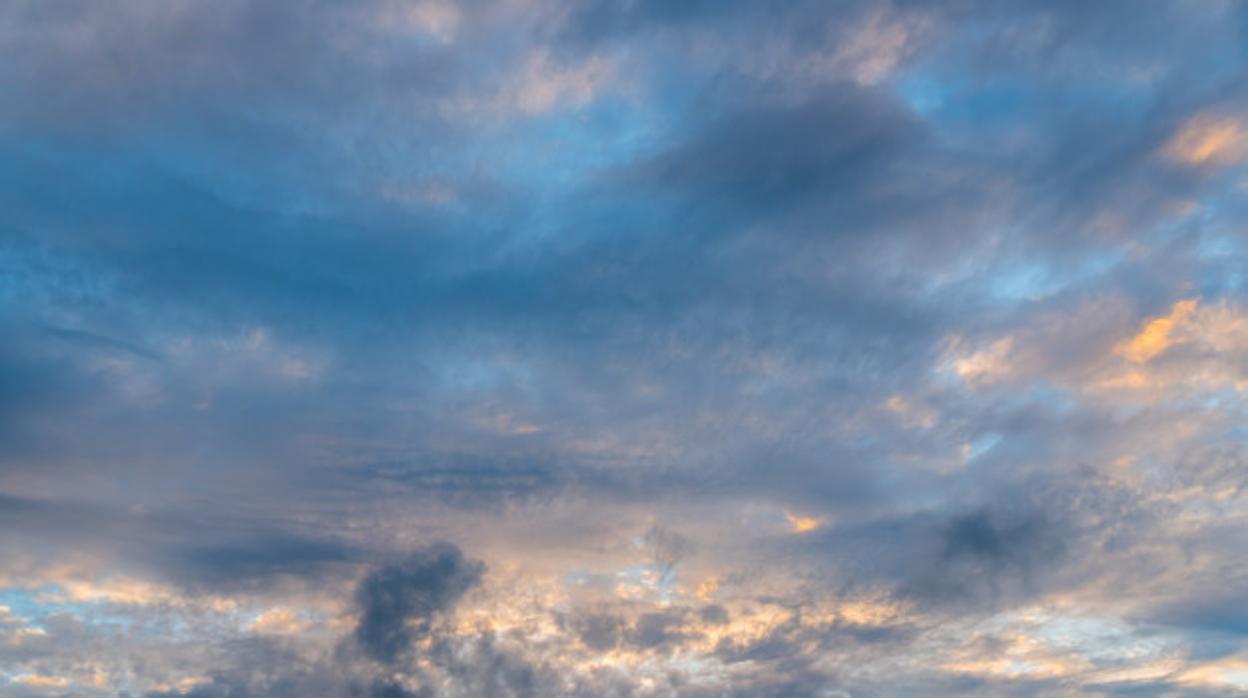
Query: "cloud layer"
2 0 1248 695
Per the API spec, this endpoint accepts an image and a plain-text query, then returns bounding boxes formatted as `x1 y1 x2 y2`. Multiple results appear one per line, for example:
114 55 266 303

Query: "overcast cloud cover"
2 1 1248 696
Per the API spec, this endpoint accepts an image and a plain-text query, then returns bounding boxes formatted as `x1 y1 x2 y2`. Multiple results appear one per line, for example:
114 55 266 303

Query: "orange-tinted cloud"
1163 114 1248 166
1117 298 1199 363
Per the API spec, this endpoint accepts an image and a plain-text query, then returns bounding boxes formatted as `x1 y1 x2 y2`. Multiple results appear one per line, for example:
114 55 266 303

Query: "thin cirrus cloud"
2 1 1248 696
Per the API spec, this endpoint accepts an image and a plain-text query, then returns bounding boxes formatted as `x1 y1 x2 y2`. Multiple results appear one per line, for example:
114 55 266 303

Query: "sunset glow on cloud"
3 2 1248 696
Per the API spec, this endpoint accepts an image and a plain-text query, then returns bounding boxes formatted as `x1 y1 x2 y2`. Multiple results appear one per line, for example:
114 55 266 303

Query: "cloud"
162 534 357 593
1163 113 1248 167
354 543 485 664
1117 298 1200 363
618 88 919 222
946 336 1016 386
1 0 1247 695
568 612 621 651
785 512 825 534
501 49 615 116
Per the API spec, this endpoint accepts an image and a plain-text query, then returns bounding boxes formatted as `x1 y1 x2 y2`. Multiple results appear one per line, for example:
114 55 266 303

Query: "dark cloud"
159 534 357 592
941 510 1052 565
619 89 920 227
354 543 485 664
630 610 698 650
911 508 1066 604
571 613 623 652
699 603 730 625
1147 588 1248 638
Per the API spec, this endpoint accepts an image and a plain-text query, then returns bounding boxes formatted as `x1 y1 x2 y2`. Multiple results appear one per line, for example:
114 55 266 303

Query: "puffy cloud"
355 544 485 664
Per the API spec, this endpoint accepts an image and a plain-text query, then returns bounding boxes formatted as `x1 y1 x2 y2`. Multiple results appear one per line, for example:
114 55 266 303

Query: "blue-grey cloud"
355 544 485 664
2 0 1247 695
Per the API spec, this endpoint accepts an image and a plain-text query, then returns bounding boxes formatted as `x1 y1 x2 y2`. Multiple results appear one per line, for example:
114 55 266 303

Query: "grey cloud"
907 508 1066 605
942 510 1053 565
699 604 729 625
1147 588 1248 639
630 610 698 650
354 543 485 664
427 632 559 698
571 613 623 652
158 534 357 593
619 89 920 226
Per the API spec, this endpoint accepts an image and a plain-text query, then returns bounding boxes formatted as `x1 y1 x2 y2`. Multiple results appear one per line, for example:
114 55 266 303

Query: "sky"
2 1 1248 696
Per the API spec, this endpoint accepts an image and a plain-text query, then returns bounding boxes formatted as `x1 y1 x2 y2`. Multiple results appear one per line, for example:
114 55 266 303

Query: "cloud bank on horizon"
2 1 1248 695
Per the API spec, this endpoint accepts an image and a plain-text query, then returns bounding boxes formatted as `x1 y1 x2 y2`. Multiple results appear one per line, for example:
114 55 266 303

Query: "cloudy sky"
2 1 1248 696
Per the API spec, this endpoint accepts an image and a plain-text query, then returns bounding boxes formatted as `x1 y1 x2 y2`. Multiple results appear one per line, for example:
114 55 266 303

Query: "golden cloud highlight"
945 336 1015 385
1163 113 1248 167
785 512 825 533
1117 298 1199 363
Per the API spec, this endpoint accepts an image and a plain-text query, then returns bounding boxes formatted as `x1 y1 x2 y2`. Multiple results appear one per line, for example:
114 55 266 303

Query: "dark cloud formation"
571 612 624 652
355 544 485 664
140 545 492 698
